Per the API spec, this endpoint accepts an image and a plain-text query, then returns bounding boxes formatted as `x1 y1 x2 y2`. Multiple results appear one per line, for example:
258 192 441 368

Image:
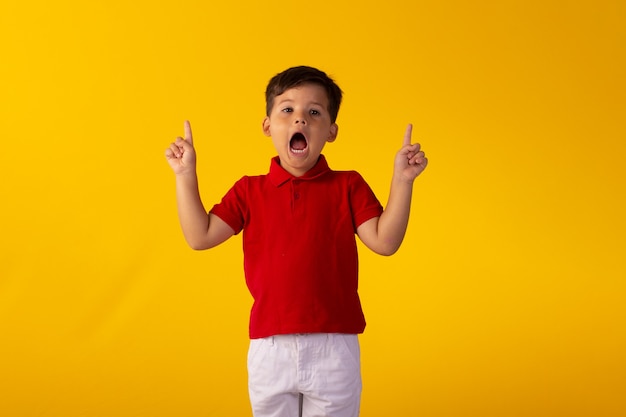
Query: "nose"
294 112 307 125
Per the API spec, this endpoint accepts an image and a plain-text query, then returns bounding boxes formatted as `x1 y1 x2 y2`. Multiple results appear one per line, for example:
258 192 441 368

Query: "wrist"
392 174 415 187
175 170 199 182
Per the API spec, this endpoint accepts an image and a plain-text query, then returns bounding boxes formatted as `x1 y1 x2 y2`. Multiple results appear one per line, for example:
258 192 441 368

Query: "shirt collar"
268 154 331 187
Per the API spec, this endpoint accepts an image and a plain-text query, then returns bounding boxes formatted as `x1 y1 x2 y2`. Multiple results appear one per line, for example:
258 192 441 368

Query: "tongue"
291 134 307 150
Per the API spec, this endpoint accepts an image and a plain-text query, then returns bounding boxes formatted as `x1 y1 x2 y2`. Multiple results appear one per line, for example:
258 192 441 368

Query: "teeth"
291 148 306 154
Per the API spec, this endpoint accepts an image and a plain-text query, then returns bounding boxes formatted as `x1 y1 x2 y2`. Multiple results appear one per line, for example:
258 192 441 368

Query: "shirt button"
294 192 300 199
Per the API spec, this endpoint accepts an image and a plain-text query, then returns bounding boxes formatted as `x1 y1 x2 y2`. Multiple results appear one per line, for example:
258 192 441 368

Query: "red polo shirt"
210 155 383 339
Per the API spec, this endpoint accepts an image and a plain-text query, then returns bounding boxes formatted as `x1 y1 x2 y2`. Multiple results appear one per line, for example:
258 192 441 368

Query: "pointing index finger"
184 120 193 144
403 123 413 147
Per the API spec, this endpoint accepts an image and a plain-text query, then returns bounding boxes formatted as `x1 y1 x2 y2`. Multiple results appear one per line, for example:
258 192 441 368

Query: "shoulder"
326 169 370 186
232 173 269 187
226 174 277 200
326 168 363 178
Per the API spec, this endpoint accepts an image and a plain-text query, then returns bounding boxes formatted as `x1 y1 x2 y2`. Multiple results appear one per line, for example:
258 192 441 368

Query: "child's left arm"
357 124 428 256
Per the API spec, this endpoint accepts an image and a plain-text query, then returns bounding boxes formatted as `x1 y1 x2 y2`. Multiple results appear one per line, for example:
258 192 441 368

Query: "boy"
165 66 427 417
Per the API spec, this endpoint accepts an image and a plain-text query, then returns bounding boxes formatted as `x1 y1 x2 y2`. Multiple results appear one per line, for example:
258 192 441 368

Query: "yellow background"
1 0 624 416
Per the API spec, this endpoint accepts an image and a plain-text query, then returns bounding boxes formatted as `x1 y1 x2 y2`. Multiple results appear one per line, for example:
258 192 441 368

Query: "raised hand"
165 120 196 175
394 124 428 183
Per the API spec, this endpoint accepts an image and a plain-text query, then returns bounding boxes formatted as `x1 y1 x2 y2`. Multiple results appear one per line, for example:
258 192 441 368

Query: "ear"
327 123 338 143
262 117 271 137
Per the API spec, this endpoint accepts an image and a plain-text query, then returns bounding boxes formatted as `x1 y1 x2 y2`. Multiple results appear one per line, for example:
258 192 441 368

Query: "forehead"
275 83 330 105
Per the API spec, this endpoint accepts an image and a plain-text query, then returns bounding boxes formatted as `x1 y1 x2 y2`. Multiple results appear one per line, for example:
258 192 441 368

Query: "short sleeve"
209 176 249 235
349 172 384 230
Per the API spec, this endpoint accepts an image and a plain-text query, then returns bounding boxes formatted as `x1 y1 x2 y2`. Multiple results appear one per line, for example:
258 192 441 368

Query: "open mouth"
289 132 308 154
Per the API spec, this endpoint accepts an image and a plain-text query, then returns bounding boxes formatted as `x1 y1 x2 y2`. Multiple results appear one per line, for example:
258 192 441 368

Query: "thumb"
403 123 413 147
184 120 193 145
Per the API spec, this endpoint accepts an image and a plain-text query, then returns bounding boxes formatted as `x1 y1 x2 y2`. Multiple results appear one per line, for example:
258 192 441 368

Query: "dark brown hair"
265 66 343 123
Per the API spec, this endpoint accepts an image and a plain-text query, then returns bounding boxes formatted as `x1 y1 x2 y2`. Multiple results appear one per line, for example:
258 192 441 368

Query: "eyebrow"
276 98 326 108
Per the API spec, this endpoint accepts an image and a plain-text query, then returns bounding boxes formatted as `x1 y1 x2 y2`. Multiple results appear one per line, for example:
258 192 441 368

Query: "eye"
310 109 320 116
282 107 293 113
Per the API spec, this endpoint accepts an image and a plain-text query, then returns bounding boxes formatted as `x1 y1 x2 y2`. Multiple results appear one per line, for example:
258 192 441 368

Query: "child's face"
262 83 338 177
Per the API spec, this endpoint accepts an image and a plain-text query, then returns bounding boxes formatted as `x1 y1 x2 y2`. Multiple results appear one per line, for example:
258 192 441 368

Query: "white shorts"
247 333 362 417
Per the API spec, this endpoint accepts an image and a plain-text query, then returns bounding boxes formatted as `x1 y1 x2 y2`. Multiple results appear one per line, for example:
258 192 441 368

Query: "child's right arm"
165 121 235 250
